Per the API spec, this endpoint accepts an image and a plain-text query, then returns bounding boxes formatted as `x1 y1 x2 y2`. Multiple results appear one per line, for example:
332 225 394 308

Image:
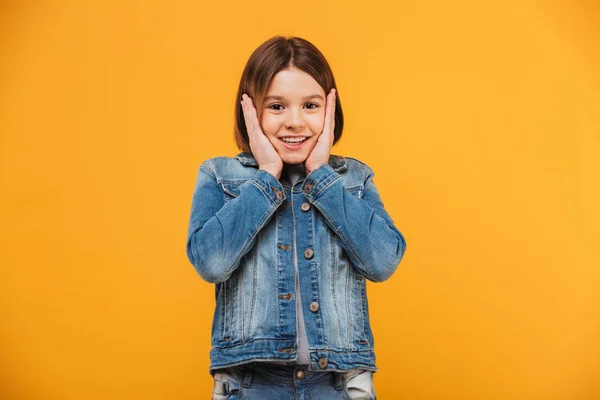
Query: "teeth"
282 137 307 143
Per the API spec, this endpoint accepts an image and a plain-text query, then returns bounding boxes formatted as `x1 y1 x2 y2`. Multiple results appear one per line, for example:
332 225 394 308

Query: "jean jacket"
186 151 407 374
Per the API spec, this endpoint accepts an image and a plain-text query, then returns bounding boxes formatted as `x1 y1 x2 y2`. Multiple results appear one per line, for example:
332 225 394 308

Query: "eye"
268 103 284 111
305 102 319 109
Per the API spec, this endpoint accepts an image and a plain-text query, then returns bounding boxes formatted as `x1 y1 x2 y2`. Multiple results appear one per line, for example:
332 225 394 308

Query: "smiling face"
259 67 326 166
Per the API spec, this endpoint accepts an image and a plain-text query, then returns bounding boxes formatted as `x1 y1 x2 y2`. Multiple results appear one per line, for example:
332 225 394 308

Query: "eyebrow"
263 94 325 102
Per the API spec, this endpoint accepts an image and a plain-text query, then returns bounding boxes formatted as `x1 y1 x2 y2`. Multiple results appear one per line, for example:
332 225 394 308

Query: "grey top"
281 164 306 186
281 164 310 365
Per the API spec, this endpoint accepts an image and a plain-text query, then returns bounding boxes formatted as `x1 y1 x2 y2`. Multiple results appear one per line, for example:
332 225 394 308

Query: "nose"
285 107 305 131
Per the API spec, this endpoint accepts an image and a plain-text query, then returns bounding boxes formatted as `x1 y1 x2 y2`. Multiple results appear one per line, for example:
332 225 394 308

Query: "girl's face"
259 67 326 166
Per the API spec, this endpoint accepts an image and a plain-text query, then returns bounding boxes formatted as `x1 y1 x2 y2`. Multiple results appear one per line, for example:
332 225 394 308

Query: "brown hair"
233 35 344 152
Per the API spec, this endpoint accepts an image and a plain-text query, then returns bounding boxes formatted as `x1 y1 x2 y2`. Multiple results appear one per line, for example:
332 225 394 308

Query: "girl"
186 35 407 399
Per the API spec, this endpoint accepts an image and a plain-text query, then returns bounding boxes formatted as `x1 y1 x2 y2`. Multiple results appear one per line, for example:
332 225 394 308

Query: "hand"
241 93 283 180
305 88 336 174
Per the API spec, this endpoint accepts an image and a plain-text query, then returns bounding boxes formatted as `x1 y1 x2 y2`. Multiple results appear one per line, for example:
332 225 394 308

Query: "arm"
302 164 407 282
186 161 286 283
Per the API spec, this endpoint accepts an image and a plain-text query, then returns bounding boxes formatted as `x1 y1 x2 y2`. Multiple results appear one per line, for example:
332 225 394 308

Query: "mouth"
279 136 310 150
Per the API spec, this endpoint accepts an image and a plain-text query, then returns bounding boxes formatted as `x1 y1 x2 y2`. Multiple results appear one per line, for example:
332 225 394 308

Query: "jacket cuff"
302 163 340 201
251 169 287 205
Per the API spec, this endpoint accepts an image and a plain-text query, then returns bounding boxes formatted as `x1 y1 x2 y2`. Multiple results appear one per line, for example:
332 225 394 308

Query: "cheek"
308 113 326 133
259 114 280 137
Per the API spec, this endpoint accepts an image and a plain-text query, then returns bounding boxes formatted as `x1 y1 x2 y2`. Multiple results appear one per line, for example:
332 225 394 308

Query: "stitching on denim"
237 269 243 342
219 282 225 340
220 183 242 199
249 248 257 338
346 257 353 348
362 281 369 340
223 279 228 340
247 180 275 205
200 161 216 177
311 173 340 200
358 275 365 342
330 233 343 347
277 208 284 336
308 208 326 344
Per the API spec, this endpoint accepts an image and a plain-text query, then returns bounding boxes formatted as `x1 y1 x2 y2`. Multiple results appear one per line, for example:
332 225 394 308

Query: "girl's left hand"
305 88 336 174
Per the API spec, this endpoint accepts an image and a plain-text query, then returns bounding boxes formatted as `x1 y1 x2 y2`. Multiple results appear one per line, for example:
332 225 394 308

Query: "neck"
282 162 305 172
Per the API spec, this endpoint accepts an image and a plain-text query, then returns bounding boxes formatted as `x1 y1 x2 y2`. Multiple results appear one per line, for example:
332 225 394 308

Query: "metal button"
304 181 315 194
274 189 282 200
309 302 319 312
317 358 328 368
295 370 304 379
304 248 314 259
301 202 311 212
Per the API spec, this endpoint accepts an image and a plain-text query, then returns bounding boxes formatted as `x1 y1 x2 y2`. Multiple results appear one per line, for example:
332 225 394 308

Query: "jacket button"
295 370 304 379
303 181 315 194
304 248 314 259
301 202 311 212
318 358 328 368
309 302 319 312
274 189 283 200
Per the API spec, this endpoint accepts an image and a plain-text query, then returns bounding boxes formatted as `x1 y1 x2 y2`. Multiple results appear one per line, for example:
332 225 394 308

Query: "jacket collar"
235 151 347 172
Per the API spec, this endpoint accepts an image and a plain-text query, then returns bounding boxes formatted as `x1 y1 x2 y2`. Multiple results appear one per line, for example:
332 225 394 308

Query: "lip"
279 136 310 151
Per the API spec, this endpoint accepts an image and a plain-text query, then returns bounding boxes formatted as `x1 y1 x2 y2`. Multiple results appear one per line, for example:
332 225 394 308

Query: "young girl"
186 35 406 399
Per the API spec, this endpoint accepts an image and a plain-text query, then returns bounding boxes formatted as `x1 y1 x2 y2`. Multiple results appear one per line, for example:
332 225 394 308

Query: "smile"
280 136 309 149
281 137 308 144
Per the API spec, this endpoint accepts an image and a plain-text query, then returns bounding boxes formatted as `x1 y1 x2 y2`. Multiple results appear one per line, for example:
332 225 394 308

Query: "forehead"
266 68 324 96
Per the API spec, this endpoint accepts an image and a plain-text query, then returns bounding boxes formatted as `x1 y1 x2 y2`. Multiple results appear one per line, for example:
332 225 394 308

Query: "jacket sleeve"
301 163 407 282
186 160 286 283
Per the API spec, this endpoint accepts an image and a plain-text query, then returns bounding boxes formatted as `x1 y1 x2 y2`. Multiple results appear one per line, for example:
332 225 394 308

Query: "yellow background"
1 1 599 399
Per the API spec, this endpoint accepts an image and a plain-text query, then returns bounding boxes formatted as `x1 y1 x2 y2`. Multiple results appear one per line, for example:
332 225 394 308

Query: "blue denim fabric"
186 151 406 374
211 363 377 400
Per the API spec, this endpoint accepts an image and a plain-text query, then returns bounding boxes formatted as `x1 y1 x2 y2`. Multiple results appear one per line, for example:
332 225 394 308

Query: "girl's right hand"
241 94 283 180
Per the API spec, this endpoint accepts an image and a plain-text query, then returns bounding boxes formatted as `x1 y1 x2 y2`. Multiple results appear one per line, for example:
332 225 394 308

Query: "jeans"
211 363 377 400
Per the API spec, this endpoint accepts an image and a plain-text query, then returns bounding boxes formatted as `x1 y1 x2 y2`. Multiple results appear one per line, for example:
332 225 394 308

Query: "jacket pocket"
345 184 364 199
219 181 244 203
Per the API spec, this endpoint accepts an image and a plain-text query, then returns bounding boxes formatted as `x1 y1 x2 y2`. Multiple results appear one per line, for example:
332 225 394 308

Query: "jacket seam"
247 180 277 206
200 160 216 177
330 233 343 347
249 246 258 339
314 174 339 199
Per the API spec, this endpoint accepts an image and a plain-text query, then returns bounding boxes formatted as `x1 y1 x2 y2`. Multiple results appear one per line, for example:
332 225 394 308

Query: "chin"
280 153 308 166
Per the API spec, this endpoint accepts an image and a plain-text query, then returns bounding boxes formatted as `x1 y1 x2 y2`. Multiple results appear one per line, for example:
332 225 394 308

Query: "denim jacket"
186 151 407 374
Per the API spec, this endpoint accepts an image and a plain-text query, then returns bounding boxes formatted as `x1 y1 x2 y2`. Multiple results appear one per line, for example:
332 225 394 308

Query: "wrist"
259 167 281 181
305 163 325 175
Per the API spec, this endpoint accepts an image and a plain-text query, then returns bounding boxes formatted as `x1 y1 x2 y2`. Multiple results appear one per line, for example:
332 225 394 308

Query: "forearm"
302 164 406 282
186 166 285 283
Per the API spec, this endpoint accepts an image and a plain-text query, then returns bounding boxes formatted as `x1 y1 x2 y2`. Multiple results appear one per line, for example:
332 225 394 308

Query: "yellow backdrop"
1 0 599 399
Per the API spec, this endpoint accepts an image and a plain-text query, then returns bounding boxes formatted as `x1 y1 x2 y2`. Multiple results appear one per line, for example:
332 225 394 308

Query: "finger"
247 96 262 135
329 89 335 121
242 95 256 140
241 94 248 123
330 89 336 137
322 89 335 136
